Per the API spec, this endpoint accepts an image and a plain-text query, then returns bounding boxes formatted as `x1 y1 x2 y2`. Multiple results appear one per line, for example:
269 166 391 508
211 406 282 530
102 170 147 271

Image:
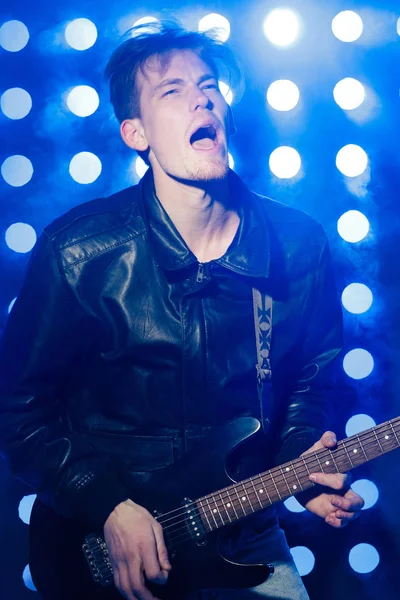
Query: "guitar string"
156 423 400 531
156 423 400 529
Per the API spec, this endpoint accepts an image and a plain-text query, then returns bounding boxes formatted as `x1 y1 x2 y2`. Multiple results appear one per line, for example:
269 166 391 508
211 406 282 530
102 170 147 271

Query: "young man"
0 22 363 600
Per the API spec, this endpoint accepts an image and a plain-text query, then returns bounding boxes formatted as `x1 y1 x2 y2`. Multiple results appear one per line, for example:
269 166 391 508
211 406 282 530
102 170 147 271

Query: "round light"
219 81 233 106
337 210 370 243
341 283 373 314
66 85 100 117
18 494 36 525
290 546 315 576
5 223 37 254
0 20 29 52
133 16 159 30
343 349 374 380
284 497 306 513
69 152 102 184
269 147 301 179
1 88 32 120
332 11 363 43
1 156 33 187
397 18 400 36
135 156 149 179
333 78 365 111
228 153 234 169
349 544 380 574
267 80 300 112
8 298 17 314
336 144 368 177
198 14 230 42
351 479 379 510
263 9 300 47
345 414 376 437
22 565 36 592
65 18 97 51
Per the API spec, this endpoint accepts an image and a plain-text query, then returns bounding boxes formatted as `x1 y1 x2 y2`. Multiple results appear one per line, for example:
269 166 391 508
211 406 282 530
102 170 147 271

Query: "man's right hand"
103 499 171 600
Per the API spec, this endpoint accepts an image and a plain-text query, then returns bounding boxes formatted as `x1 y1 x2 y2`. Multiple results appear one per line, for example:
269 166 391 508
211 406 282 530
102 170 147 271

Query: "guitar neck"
195 416 400 532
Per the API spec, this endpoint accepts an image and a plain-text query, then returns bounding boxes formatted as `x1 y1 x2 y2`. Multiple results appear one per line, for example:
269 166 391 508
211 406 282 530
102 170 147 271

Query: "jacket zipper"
196 262 206 283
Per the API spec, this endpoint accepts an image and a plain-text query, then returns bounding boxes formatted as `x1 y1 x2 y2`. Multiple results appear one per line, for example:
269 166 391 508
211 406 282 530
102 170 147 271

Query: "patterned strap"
252 288 273 432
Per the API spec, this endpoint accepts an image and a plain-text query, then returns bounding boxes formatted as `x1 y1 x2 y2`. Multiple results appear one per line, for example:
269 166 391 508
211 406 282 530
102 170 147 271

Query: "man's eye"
202 84 218 90
163 89 178 97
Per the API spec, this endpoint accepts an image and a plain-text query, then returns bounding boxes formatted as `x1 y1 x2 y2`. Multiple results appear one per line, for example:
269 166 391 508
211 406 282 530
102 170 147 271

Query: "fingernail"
309 475 317 482
328 436 337 445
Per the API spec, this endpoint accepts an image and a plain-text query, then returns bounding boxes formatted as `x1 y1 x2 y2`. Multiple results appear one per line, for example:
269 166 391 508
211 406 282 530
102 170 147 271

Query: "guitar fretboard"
195 417 400 532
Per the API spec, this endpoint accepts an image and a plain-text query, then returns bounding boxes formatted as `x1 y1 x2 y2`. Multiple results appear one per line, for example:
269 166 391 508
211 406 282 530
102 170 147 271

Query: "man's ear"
120 118 149 152
228 106 237 136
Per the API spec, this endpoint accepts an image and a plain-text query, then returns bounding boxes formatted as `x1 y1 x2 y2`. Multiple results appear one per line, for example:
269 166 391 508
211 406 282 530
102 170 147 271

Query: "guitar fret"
249 478 263 509
240 483 255 513
279 466 292 494
269 471 282 501
226 489 239 519
257 475 273 504
233 485 247 516
389 421 400 446
342 442 355 468
290 461 303 491
301 456 311 475
356 435 368 461
373 429 384 454
204 496 218 529
198 499 211 530
218 491 232 523
314 452 325 473
329 452 339 473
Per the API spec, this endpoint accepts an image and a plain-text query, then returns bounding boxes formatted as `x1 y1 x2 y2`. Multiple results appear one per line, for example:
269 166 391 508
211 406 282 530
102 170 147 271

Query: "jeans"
185 512 310 600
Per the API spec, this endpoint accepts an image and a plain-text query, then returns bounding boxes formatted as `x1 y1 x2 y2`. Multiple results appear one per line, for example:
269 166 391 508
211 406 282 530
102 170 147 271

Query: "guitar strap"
252 288 273 433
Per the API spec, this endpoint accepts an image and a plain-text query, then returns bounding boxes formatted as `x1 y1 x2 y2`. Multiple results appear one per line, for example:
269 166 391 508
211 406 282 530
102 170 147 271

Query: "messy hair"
104 20 244 123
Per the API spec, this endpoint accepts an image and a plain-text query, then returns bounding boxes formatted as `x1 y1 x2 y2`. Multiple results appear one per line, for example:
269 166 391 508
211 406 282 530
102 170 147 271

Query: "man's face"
134 49 231 182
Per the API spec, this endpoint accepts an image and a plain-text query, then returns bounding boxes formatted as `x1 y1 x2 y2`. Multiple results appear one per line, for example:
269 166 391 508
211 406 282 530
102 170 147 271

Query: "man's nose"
190 87 213 111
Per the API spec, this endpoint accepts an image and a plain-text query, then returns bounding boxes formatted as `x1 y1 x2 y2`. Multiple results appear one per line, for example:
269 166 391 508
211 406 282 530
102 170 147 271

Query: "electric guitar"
29 415 400 599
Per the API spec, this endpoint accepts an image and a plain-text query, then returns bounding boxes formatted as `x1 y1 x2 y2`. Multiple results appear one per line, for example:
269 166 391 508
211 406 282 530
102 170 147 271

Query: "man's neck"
152 168 240 263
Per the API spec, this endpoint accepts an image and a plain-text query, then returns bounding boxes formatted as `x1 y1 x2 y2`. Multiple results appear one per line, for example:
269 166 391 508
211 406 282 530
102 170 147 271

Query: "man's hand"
302 431 365 528
103 499 171 600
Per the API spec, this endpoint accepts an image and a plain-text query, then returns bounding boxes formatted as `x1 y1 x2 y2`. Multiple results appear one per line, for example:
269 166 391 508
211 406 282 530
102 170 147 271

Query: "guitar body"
29 418 273 599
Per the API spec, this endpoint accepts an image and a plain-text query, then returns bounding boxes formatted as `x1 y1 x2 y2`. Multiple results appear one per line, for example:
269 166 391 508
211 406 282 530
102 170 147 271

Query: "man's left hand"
302 431 365 528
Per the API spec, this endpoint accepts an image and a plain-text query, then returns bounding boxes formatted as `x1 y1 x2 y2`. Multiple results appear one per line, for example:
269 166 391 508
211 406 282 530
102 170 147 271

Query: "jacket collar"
139 168 270 278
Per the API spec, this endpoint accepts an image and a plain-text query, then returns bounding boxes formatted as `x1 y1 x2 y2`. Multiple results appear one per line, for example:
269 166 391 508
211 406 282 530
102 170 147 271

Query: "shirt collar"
140 168 270 278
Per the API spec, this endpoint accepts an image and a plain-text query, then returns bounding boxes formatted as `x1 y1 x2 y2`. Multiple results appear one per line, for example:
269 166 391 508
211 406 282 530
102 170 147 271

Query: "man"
0 21 363 600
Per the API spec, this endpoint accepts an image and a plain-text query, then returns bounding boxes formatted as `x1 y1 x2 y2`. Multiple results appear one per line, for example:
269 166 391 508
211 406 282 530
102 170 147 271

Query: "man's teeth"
192 138 215 149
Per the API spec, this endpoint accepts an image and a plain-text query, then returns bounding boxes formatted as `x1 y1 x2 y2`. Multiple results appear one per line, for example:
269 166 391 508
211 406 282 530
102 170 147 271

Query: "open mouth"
190 125 218 150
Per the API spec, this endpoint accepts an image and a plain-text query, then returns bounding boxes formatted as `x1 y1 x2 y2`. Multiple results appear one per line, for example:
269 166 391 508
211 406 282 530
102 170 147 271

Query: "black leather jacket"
0 169 342 531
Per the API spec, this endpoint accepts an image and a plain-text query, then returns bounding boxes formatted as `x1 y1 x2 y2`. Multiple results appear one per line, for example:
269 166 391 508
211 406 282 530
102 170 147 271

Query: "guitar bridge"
82 534 114 587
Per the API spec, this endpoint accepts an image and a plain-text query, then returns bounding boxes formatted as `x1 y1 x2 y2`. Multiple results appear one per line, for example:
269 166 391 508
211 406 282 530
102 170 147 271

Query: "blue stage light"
65 18 97 51
0 20 29 52
135 156 149 179
346 414 376 437
18 495 36 525
263 9 300 47
269 147 301 179
332 11 363 43
334 78 366 111
341 283 373 314
1 155 33 187
66 85 100 117
1 88 32 120
267 80 300 112
5 223 37 254
337 210 370 243
198 14 231 42
284 497 306 513
336 144 368 177
218 81 233 106
69 152 102 184
8 298 17 314
343 349 374 380
22 565 36 592
351 479 379 510
349 543 380 573
290 546 315 576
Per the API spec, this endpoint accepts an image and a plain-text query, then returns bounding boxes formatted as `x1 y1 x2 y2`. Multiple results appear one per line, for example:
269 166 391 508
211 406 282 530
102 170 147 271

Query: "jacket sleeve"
0 231 130 530
272 228 343 470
